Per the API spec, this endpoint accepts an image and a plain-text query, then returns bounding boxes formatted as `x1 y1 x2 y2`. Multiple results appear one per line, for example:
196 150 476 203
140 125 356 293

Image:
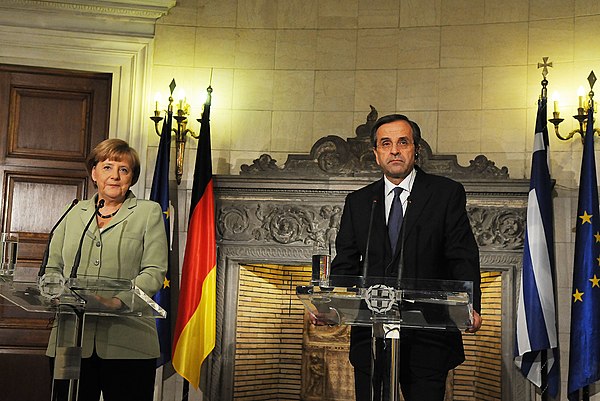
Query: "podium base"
54 346 81 380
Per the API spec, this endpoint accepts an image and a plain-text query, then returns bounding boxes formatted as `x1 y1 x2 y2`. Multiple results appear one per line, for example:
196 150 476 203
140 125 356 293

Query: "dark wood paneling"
2 170 87 266
0 64 110 400
0 352 52 401
0 64 110 170
8 87 90 160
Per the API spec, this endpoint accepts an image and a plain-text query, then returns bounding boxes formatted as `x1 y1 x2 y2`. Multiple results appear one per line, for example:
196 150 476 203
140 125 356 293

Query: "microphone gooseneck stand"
70 199 104 279
38 199 79 278
361 199 378 288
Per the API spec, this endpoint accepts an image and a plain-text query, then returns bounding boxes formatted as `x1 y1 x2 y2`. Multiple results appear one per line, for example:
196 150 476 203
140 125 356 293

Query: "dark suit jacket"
331 166 481 372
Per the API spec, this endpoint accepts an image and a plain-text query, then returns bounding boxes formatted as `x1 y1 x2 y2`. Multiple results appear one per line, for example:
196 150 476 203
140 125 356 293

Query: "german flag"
172 86 216 388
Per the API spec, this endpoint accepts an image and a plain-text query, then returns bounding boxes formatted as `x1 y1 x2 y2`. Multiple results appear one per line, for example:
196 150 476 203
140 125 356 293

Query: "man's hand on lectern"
466 310 482 333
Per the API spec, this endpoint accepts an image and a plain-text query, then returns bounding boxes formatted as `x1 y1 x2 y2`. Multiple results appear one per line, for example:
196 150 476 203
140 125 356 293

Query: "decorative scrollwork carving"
469 207 526 249
254 204 316 244
217 206 250 239
467 155 510 179
239 154 280 175
217 201 343 248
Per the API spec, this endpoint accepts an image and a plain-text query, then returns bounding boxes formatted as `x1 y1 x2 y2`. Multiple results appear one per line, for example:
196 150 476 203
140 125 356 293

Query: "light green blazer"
45 192 168 359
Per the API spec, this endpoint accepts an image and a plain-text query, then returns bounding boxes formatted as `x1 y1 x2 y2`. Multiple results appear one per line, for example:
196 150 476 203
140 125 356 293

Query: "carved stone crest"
240 106 509 181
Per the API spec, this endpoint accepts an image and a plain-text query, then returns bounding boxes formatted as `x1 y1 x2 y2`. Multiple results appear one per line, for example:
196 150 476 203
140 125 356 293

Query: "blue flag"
150 109 173 367
514 97 559 397
568 104 600 399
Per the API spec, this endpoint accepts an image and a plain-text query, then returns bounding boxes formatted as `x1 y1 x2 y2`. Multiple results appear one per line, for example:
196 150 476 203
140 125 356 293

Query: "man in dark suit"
329 114 482 401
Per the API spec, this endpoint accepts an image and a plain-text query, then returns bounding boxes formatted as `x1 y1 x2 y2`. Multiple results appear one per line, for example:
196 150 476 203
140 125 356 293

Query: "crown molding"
0 0 176 36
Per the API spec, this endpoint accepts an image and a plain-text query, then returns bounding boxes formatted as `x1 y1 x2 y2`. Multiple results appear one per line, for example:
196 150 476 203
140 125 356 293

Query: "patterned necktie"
388 187 404 254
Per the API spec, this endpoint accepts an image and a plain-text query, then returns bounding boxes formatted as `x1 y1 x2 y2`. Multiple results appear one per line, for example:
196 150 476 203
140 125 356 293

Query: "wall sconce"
150 79 199 185
549 71 600 141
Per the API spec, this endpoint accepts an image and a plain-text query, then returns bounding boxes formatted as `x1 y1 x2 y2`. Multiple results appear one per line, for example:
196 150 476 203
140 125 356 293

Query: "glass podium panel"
0 274 166 318
297 275 473 330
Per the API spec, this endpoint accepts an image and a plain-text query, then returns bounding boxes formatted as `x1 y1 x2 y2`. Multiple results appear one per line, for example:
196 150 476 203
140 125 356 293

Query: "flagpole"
541 349 548 401
583 385 589 401
181 380 189 401
539 73 549 401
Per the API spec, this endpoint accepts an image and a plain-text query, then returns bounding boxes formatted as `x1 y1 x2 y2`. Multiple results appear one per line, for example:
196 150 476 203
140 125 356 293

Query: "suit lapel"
102 192 137 232
363 179 391 262
403 169 432 239
366 179 396 272
78 198 98 239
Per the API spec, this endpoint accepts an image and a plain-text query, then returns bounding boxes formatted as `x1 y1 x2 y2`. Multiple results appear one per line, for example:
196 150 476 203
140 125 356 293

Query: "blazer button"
94 260 100 266
96 241 101 247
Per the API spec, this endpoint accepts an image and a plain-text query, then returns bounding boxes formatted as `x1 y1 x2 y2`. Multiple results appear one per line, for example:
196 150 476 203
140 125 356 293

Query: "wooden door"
0 64 110 400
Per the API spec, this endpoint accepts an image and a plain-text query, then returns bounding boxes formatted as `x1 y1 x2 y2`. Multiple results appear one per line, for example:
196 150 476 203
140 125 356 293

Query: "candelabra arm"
549 117 585 141
554 127 580 142
150 115 163 136
188 129 199 139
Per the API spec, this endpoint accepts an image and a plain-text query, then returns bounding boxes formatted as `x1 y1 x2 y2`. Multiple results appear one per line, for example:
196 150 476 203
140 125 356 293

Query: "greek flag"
514 97 559 398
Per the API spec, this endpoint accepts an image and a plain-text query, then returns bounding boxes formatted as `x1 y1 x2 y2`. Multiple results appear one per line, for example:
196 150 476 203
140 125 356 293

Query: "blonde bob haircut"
86 138 141 186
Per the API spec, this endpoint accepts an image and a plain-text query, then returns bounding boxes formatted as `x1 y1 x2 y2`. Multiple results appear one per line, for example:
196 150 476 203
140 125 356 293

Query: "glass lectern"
297 275 474 401
0 273 166 401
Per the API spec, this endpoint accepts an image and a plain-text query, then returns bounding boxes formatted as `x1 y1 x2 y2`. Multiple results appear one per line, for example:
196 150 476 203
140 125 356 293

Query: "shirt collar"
383 168 417 196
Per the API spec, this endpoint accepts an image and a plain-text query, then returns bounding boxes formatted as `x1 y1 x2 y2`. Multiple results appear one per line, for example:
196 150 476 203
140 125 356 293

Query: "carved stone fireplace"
208 108 532 400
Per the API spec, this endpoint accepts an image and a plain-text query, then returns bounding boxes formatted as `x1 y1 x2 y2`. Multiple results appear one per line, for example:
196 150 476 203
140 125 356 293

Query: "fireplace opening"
234 264 312 400
453 270 502 400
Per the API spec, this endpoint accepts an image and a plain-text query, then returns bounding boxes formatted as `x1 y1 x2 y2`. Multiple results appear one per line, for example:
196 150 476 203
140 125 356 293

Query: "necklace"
97 208 120 219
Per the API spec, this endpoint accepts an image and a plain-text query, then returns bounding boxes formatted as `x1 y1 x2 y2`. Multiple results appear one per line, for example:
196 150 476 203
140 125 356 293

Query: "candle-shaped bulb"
578 86 585 108
154 92 161 112
175 88 186 111
551 91 560 113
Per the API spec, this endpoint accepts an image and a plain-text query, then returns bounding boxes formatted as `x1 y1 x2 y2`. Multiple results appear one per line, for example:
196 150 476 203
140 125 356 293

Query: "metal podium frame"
0 274 166 401
297 275 474 401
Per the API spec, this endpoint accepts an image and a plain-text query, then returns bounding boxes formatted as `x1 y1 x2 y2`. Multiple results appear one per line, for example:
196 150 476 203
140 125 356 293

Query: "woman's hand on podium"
93 295 124 310
465 310 482 333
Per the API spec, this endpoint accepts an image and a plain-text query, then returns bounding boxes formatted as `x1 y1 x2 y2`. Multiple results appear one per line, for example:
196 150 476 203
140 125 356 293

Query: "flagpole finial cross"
537 57 552 79
537 57 552 99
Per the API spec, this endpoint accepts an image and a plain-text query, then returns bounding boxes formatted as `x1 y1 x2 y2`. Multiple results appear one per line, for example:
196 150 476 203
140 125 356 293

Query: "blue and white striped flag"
514 97 560 397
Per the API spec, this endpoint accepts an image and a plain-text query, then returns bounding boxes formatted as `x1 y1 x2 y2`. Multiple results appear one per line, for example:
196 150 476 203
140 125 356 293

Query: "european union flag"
568 100 600 400
150 108 173 367
514 97 559 398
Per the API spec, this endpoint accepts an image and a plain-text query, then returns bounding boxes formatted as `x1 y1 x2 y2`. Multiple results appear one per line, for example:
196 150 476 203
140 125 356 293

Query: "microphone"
360 198 378 287
38 199 79 277
70 199 105 279
396 197 411 287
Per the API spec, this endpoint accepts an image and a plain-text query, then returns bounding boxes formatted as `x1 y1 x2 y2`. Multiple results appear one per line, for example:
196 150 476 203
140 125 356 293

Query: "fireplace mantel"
209 109 532 401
